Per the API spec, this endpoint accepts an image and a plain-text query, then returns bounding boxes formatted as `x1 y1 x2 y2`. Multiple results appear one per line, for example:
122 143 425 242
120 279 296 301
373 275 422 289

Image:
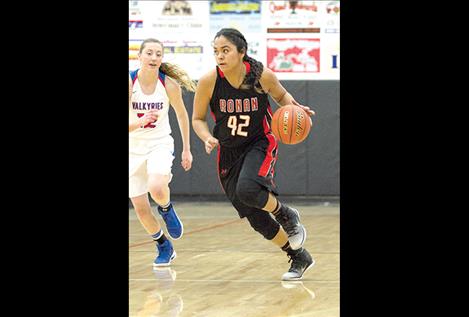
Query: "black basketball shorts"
218 137 278 217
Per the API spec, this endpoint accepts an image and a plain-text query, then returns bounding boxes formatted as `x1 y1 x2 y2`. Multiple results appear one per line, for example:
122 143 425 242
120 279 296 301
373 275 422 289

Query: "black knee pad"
236 178 268 209
246 211 280 240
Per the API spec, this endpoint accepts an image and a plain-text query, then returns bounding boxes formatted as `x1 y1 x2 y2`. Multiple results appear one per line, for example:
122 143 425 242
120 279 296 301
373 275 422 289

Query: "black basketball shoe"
282 248 315 281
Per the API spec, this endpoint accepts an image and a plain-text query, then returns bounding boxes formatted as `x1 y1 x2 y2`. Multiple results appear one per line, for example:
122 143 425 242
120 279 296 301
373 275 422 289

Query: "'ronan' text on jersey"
218 97 258 113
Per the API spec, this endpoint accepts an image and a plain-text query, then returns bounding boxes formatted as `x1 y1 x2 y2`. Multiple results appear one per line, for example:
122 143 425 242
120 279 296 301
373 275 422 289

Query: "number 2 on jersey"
137 113 156 129
227 115 250 137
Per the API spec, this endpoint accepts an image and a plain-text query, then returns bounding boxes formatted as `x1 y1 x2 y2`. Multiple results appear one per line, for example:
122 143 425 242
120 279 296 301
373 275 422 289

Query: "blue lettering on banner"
331 55 339 69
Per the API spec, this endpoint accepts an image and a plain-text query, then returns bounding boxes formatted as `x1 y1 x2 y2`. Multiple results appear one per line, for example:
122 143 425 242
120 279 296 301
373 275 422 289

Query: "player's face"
213 36 244 72
139 42 164 70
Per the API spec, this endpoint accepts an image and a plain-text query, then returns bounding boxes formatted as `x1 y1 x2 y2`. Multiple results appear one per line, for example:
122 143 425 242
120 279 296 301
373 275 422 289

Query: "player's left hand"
292 100 316 117
181 150 192 171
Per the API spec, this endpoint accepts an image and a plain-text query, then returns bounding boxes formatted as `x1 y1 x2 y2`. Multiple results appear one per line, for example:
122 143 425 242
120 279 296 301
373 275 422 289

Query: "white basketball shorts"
129 135 175 198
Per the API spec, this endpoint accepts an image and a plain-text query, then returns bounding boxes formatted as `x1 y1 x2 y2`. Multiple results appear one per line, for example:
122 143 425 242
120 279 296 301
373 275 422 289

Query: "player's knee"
148 184 167 201
236 178 267 209
246 211 280 240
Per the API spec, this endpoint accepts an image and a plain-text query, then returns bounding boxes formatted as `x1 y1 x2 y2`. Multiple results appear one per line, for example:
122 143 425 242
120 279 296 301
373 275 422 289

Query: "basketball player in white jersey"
129 38 196 267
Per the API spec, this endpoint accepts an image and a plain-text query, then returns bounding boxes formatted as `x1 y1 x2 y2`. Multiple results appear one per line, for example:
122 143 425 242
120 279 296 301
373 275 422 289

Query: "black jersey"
209 62 274 148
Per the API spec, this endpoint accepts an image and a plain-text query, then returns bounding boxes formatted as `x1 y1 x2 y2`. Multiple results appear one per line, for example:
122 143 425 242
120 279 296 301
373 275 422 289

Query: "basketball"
271 105 312 144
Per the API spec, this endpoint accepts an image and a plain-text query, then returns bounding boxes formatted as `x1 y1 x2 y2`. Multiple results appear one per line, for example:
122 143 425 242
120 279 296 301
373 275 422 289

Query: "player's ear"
239 48 246 60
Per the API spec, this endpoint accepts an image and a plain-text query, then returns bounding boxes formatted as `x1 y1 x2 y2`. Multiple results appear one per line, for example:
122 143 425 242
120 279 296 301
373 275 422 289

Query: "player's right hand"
140 110 159 127
205 136 219 154
291 100 315 117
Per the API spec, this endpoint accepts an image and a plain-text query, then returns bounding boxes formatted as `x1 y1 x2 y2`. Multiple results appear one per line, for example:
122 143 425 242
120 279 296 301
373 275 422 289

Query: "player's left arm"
166 76 192 171
259 68 315 116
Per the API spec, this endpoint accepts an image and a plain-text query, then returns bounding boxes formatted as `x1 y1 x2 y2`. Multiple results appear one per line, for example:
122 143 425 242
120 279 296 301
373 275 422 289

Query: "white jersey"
129 70 172 144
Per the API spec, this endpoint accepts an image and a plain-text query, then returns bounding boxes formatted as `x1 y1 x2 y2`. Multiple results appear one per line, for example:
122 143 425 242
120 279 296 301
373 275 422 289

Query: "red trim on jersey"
262 112 270 134
258 116 278 177
243 61 251 74
217 66 225 78
216 146 226 193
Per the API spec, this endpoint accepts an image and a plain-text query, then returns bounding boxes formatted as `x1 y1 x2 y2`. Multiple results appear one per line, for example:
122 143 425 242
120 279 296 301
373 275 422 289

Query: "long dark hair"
214 28 265 94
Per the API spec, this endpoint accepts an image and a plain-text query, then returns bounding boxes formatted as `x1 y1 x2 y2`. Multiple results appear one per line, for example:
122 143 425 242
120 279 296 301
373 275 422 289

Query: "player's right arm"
192 69 219 154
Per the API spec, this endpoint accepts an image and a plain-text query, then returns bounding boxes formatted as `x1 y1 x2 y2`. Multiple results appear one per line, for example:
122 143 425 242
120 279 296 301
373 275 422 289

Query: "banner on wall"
262 1 339 80
129 1 211 78
324 1 340 33
209 0 263 63
129 0 339 80
159 38 207 79
129 0 147 39
129 38 208 79
263 0 321 33
210 0 260 14
146 1 209 35
267 38 320 73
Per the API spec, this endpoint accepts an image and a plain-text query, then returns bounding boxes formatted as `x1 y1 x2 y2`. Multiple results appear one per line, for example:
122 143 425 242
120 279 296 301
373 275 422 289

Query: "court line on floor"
129 218 242 249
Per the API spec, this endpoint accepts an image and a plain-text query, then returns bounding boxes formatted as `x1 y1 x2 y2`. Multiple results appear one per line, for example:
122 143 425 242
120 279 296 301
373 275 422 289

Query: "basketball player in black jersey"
192 28 316 280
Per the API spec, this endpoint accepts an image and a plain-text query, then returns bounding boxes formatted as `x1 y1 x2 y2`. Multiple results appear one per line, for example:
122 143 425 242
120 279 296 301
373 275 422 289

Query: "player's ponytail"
160 62 197 92
241 55 264 94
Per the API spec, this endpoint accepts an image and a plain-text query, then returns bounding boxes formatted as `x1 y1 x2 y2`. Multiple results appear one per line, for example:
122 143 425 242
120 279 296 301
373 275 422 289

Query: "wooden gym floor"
129 201 339 317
